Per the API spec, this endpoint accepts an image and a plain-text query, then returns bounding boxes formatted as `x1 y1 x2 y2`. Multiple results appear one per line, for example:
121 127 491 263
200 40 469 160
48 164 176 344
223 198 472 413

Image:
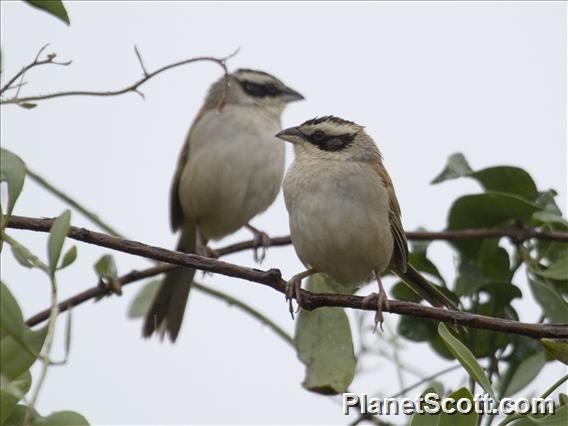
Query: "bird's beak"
275 126 304 145
280 86 305 102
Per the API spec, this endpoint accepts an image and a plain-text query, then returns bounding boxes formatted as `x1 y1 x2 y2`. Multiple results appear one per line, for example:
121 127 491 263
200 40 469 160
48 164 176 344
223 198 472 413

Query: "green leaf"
534 258 568 281
0 371 32 424
534 190 562 215
0 326 47 380
431 153 473 184
409 386 441 426
533 211 568 228
24 1 70 25
477 283 523 315
471 166 538 200
479 240 511 282
17 103 37 110
540 339 568 365
127 280 160 319
392 281 423 303
409 251 446 286
438 323 495 398
94 254 117 281
0 149 26 220
455 262 488 296
295 274 356 395
10 244 35 269
47 210 71 277
448 193 541 259
0 282 25 344
3 406 89 426
2 404 34 426
508 405 568 426
410 387 478 426
529 278 568 323
431 153 538 200
58 245 77 270
398 315 437 342
438 387 479 426
94 254 121 295
37 411 89 425
500 351 546 397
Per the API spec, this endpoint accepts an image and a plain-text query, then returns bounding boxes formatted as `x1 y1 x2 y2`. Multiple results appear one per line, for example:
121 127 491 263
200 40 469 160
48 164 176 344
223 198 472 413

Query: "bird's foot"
245 223 271 263
285 275 304 319
196 242 219 277
363 290 390 333
196 242 219 259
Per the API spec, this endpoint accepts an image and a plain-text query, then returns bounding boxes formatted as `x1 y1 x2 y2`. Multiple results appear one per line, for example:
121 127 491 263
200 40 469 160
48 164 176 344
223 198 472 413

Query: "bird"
276 115 457 330
143 69 304 341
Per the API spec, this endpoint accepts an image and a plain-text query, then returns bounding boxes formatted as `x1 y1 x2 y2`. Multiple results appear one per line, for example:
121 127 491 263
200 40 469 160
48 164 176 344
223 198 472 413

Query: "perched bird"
277 116 457 329
143 69 304 341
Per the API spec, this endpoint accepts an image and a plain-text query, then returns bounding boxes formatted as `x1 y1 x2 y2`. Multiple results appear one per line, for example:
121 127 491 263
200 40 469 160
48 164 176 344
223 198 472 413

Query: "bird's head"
276 116 381 162
205 69 304 115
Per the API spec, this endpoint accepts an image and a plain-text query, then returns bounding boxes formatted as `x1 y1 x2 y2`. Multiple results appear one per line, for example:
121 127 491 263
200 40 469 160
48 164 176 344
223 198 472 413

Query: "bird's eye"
311 131 326 142
243 82 266 97
265 83 279 95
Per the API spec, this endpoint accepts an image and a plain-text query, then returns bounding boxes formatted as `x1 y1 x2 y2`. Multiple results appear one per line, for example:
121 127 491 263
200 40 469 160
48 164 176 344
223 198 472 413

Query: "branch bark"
6 215 567 339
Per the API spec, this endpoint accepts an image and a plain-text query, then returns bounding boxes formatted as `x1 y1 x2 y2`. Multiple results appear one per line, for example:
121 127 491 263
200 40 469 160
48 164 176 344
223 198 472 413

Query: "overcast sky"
1 1 566 425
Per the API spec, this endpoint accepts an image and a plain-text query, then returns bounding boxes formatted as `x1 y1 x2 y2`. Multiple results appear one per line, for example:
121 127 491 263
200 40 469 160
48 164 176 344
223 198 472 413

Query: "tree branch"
1 46 239 106
5 215 567 339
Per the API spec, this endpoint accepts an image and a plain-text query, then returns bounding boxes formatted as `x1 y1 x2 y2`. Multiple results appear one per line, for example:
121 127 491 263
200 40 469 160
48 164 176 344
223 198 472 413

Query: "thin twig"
8 215 568 339
133 46 149 77
25 274 58 426
2 231 58 426
27 168 123 237
1 47 239 105
194 282 294 347
0 44 71 95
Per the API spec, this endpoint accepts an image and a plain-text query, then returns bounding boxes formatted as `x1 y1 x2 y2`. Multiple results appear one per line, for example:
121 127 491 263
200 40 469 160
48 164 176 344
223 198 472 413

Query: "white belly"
283 159 394 287
179 106 285 239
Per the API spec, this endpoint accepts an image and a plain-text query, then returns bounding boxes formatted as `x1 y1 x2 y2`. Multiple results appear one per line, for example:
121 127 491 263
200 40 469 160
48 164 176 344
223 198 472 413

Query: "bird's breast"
179 106 285 239
283 159 394 287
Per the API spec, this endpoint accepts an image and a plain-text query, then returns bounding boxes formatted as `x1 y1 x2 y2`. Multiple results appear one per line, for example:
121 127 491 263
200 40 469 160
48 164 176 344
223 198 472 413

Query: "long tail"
142 224 196 342
393 264 458 310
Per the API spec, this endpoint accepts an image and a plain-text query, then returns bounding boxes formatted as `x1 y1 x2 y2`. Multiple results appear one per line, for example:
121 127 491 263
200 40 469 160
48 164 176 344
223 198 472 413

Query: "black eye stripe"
306 131 356 152
240 81 281 98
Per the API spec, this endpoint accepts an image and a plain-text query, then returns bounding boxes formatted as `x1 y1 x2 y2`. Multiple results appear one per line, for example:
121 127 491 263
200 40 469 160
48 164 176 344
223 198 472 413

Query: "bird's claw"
248 227 271 263
285 277 302 319
363 291 390 333
196 243 219 259
196 243 219 277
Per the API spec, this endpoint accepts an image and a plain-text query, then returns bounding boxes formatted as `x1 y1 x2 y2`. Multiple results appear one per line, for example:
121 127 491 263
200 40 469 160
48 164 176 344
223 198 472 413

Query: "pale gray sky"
1 1 566 425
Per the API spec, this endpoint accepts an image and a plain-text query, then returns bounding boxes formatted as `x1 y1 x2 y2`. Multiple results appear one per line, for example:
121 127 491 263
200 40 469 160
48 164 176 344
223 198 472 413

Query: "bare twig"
0 44 72 96
133 46 149 77
7 215 567 339
1 47 239 105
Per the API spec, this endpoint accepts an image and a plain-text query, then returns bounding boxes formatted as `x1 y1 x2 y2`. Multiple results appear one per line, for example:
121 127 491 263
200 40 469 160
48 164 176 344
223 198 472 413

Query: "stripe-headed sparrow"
276 116 457 329
143 69 304 341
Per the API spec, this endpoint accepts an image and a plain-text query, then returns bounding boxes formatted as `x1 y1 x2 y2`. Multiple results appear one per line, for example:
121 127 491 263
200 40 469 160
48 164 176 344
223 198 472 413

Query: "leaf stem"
27 168 123 237
193 281 293 347
24 273 59 426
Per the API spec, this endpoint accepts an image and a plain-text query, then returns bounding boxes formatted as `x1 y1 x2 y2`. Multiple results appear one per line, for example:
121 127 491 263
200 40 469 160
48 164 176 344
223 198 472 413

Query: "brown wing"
371 162 409 273
170 104 212 232
169 140 188 231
